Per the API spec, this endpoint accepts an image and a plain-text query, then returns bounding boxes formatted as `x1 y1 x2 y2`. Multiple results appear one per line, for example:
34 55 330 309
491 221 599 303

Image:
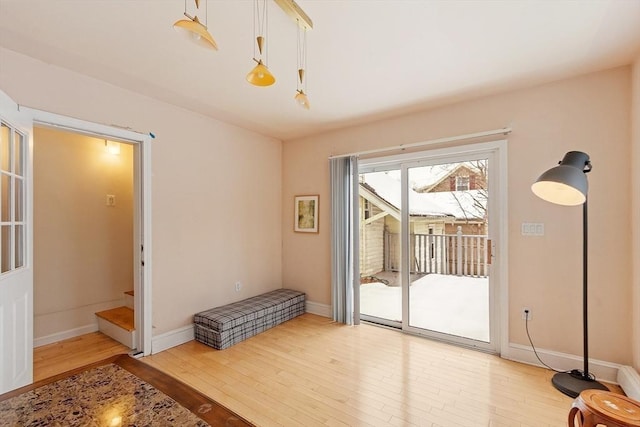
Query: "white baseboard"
503 343 621 384
618 365 640 400
306 300 331 318
34 299 125 342
34 323 99 348
151 324 194 354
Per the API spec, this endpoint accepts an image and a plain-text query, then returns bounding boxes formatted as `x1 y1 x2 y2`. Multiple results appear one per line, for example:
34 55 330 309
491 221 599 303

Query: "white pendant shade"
295 90 310 109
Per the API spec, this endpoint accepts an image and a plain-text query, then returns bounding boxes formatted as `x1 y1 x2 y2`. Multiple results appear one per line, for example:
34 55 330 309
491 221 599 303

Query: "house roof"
361 172 486 220
1 1 639 140
410 162 483 193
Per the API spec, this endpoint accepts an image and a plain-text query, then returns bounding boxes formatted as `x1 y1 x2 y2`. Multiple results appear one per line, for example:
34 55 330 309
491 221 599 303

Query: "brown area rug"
0 354 253 426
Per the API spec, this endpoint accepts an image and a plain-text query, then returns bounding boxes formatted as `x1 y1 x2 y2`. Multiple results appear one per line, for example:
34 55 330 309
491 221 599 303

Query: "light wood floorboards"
143 314 620 427
33 332 129 382
35 315 623 426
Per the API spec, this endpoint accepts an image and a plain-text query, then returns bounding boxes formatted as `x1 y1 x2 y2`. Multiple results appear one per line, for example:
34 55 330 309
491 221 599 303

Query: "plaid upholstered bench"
193 288 305 350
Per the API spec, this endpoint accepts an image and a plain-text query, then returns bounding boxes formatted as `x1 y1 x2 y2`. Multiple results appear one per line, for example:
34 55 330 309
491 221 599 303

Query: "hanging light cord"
203 0 208 28
296 22 307 90
254 0 268 62
182 0 207 27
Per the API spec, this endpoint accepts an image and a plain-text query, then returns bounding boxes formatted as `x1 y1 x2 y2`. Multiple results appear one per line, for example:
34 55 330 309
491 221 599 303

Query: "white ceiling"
1 0 640 141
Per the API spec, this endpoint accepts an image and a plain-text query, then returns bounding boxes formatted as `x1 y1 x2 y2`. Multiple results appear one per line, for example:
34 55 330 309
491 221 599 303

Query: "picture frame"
294 195 319 233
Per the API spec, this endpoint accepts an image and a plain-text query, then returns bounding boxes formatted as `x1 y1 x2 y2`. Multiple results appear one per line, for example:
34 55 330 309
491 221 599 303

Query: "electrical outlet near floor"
522 307 532 320
235 281 242 292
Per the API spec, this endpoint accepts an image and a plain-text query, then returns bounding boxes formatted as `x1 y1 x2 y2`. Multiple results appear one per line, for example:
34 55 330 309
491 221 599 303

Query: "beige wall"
33 127 133 339
282 67 633 365
0 47 283 336
632 55 640 371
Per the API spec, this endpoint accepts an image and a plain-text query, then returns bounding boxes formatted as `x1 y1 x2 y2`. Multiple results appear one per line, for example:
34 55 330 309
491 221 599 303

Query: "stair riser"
97 317 136 349
124 293 134 309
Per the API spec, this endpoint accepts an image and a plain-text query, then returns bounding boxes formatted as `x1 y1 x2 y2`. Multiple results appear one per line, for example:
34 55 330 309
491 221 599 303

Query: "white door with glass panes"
0 90 33 394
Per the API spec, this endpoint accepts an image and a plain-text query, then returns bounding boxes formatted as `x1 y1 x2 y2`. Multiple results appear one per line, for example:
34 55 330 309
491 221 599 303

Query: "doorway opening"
28 112 152 379
32 126 137 377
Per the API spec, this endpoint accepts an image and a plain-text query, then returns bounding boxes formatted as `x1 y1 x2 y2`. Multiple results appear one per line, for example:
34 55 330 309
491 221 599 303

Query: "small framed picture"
294 195 319 233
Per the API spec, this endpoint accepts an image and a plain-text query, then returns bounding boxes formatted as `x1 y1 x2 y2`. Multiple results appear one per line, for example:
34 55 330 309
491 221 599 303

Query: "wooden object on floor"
96 306 136 348
568 389 640 427
95 306 134 331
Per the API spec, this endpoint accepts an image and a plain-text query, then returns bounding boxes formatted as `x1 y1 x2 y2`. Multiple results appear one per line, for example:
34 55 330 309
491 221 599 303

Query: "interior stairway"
95 290 136 349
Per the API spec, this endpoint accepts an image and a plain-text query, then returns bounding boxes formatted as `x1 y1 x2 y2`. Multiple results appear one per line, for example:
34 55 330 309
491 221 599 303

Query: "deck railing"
384 226 489 277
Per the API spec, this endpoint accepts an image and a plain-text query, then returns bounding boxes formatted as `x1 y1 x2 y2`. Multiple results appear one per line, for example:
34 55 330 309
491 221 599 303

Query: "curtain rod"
328 127 511 159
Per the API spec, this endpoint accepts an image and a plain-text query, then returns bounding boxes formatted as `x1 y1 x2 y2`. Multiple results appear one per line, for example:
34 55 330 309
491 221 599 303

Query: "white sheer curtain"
330 156 360 325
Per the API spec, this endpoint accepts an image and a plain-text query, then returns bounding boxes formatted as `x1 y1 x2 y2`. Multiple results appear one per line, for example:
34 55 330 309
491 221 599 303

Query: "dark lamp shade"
531 164 588 206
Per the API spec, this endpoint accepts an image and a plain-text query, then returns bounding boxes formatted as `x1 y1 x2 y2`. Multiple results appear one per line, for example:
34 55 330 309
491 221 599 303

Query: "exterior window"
456 176 470 191
363 199 371 220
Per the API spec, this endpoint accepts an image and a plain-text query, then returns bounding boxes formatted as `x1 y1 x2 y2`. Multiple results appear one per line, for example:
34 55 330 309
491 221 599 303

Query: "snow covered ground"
360 273 489 342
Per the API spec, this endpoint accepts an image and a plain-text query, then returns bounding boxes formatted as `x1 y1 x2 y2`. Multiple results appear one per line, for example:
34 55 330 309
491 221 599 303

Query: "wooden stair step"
95 306 135 332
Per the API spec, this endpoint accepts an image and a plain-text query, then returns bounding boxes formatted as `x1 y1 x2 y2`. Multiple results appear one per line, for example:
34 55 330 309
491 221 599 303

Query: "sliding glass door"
359 167 402 327
358 142 502 352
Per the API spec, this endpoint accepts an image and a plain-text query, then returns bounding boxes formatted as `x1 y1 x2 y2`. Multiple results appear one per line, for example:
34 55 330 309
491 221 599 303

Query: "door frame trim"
24 108 153 356
358 139 508 354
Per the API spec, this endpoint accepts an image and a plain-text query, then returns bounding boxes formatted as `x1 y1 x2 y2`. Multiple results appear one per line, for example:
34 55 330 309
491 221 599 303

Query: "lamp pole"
582 199 589 380
532 151 608 398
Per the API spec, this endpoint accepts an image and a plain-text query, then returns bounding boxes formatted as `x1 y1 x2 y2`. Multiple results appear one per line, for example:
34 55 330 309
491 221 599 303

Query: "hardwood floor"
33 332 129 382
34 315 624 426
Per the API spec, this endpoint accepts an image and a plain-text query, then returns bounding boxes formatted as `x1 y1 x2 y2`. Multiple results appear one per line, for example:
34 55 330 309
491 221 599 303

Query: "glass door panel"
358 169 402 326
358 143 500 352
406 159 490 343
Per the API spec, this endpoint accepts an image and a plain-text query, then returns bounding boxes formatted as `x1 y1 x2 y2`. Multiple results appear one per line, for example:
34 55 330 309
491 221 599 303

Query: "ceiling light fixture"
246 0 276 87
294 21 310 110
173 0 218 50
273 0 313 30
105 140 121 155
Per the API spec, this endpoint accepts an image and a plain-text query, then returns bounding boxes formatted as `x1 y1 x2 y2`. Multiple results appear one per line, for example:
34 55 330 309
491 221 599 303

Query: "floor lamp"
531 151 608 398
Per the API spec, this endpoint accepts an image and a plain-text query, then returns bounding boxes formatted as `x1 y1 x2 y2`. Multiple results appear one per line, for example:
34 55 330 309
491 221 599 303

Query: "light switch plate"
521 222 544 236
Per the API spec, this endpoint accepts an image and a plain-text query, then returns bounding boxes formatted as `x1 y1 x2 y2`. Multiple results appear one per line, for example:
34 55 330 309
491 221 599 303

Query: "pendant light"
294 22 310 109
174 0 218 50
246 0 275 87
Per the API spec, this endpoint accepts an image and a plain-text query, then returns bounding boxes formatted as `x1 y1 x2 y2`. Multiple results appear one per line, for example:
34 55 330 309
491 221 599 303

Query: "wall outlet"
235 281 242 292
522 307 532 320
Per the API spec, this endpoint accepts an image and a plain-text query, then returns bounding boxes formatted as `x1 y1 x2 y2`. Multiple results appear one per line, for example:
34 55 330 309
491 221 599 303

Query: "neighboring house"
413 162 488 235
359 170 488 278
